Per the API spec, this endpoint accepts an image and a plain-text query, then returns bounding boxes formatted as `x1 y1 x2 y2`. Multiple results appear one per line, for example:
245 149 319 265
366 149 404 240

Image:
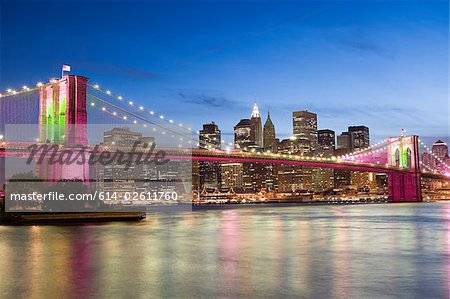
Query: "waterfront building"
199 122 222 189
220 163 244 190
293 110 318 152
333 148 352 189
103 127 145 146
313 130 336 193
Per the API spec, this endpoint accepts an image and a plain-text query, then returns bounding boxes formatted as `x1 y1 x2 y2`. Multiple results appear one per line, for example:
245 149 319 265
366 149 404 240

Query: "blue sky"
1 0 448 144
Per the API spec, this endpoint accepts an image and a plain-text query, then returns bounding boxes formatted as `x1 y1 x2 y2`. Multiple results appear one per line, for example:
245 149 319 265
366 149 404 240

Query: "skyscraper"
199 122 222 189
293 110 317 152
263 111 277 152
432 140 449 172
335 132 352 189
234 119 255 149
315 129 335 192
220 163 244 190
337 132 351 150
432 140 448 160
199 122 221 149
318 129 335 152
348 126 370 150
251 103 263 147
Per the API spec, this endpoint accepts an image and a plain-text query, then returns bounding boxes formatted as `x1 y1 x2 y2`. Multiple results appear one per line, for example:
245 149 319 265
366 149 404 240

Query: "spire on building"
251 102 260 118
264 111 274 128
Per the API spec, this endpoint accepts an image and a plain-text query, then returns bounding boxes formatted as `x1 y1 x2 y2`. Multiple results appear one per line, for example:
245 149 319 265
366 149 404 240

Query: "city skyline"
2 1 450 298
1 0 448 142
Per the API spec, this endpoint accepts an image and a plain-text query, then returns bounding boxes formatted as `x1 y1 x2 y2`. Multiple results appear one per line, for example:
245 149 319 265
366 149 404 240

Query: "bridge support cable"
87 93 235 151
418 139 450 175
87 93 198 141
88 84 236 150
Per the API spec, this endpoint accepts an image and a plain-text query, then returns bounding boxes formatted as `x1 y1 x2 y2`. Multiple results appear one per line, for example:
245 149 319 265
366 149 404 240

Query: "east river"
1 202 449 298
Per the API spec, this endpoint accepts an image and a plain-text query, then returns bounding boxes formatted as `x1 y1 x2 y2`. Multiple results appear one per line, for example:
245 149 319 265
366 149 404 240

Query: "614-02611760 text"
8 191 180 202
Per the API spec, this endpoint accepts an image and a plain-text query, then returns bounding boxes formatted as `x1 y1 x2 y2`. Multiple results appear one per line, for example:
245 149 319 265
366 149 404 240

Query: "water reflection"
1 203 450 298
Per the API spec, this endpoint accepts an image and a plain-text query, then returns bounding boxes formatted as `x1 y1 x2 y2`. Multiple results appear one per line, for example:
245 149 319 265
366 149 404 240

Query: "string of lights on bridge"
418 139 450 173
0 81 419 168
0 79 65 98
87 93 237 150
336 139 390 161
0 81 409 160
0 84 40 98
87 95 195 148
2 81 449 176
88 83 236 149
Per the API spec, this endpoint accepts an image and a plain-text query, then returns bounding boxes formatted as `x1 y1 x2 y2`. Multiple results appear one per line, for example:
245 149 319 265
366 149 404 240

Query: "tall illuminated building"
335 132 352 189
432 140 449 172
315 129 336 192
199 122 221 189
337 132 351 150
234 119 255 150
348 126 370 150
318 129 335 152
432 140 448 160
293 110 317 152
263 111 277 152
251 103 263 147
199 122 221 149
220 163 244 190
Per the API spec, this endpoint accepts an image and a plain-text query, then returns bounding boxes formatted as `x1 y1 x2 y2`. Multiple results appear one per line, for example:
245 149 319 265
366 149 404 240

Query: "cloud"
334 28 395 59
79 62 157 80
177 91 240 109
339 38 386 57
283 102 425 122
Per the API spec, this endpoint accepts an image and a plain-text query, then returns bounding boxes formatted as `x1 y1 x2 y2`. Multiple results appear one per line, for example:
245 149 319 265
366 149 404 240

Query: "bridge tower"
386 135 422 201
37 75 89 182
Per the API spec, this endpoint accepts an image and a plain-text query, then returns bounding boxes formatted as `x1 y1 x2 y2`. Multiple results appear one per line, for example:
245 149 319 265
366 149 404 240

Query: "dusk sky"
1 0 448 144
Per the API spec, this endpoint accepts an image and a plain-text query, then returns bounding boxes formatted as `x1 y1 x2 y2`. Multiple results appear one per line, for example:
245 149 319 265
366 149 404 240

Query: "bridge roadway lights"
388 172 422 202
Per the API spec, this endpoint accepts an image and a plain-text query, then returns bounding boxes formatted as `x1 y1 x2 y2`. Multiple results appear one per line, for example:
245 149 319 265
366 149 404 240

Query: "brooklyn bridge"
0 74 448 202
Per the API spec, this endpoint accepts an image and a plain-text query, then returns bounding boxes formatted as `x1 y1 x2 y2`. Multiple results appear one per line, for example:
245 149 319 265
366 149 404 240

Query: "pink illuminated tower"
37 75 89 182
386 135 422 201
